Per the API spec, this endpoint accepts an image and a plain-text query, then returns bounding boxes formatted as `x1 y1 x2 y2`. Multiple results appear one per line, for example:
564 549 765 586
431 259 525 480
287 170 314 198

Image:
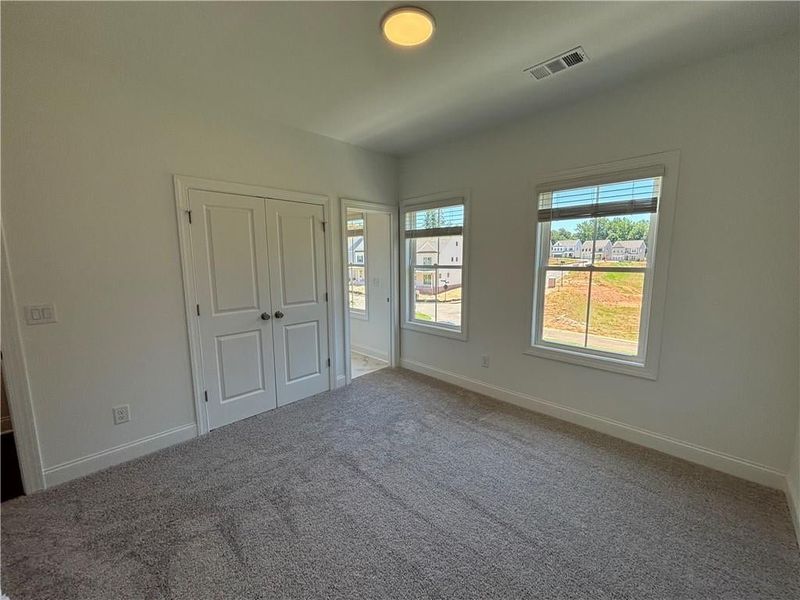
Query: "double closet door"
189 190 329 430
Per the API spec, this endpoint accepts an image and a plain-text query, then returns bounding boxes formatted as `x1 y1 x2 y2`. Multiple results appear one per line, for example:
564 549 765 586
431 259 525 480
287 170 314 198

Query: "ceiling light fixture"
381 6 435 47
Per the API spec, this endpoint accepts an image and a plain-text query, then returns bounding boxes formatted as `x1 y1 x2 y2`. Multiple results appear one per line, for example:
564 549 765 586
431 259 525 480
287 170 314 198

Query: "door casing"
175 175 337 435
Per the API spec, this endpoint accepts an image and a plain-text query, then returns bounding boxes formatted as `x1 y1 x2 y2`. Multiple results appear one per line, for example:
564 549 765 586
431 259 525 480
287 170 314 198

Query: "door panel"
276 214 319 305
266 199 330 405
206 207 260 313
190 189 277 429
216 330 264 401
283 322 321 381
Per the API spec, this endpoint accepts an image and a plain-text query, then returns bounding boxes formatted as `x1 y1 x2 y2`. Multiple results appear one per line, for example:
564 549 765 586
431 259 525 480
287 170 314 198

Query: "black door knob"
274 311 284 319
260 312 270 320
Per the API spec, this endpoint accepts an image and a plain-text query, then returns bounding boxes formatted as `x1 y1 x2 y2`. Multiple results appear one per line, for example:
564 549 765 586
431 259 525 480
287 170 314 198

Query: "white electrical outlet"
113 404 131 425
481 354 490 368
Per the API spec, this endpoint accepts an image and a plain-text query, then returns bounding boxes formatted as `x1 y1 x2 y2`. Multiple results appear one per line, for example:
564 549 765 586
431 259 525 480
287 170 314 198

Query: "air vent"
524 47 588 80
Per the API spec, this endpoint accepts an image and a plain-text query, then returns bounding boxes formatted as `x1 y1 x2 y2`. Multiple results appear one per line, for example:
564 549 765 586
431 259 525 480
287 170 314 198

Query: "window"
402 194 469 339
529 155 677 379
347 212 367 316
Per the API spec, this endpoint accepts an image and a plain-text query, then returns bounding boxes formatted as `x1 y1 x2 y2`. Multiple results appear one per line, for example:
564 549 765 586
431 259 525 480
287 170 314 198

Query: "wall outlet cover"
112 404 131 425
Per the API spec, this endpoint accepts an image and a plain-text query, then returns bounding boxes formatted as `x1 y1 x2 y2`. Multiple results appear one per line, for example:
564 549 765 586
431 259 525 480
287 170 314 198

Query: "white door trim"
340 199 399 385
1 228 46 492
174 175 336 435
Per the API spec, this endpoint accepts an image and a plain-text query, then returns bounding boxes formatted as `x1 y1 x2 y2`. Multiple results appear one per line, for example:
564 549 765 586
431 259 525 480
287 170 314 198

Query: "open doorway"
1 363 25 502
342 201 398 382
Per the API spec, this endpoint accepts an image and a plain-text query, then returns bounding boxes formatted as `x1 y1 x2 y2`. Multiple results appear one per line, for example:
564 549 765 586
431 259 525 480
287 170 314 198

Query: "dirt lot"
543 269 644 352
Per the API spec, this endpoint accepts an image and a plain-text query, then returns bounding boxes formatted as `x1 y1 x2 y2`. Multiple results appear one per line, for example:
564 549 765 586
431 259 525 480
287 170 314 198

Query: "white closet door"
189 189 277 429
265 198 330 406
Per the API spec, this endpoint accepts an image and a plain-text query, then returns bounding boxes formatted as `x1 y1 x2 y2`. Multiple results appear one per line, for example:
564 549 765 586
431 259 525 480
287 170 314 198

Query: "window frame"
526 152 679 379
346 211 368 320
400 191 470 341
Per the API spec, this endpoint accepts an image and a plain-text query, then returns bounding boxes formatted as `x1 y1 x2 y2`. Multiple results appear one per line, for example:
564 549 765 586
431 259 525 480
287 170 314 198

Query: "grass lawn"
543 270 644 341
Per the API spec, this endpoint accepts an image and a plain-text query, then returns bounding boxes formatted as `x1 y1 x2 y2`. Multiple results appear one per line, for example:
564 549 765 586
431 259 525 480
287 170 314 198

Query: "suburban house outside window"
347 212 367 316
402 194 469 340
528 154 678 379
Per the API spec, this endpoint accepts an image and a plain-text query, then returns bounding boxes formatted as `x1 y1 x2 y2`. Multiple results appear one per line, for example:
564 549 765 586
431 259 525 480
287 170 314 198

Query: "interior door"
265 198 330 405
189 189 277 429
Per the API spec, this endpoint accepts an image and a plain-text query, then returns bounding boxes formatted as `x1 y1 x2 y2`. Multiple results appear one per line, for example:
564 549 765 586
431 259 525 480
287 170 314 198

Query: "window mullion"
434 266 439 323
584 270 593 348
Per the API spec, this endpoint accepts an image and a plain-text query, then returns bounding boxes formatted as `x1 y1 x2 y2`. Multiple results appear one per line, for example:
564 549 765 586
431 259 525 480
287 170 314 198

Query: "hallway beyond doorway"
350 351 387 379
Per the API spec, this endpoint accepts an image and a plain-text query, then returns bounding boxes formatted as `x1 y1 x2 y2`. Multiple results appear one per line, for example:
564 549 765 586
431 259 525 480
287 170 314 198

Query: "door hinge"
326 358 331 367
186 210 192 224
196 304 200 316
204 390 208 403
321 221 326 232
325 292 328 302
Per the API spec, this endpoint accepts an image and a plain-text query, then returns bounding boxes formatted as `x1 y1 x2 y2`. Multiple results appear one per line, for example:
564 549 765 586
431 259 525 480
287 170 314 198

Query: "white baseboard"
336 374 347 388
351 344 389 363
43 423 198 487
400 358 786 490
788 481 800 550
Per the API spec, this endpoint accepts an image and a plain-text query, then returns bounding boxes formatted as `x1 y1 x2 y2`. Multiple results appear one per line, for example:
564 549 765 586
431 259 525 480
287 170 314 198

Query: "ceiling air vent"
524 47 588 80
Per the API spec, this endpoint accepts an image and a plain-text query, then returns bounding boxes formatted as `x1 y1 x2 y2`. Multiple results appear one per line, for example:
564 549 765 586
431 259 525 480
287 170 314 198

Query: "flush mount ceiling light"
381 6 435 47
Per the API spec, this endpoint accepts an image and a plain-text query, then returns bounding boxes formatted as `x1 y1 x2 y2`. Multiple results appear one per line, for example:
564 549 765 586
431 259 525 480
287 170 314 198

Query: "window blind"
538 169 663 223
404 204 464 239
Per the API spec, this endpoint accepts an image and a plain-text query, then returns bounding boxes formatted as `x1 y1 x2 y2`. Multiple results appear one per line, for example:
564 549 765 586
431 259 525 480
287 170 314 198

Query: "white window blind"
537 167 664 223
404 204 465 239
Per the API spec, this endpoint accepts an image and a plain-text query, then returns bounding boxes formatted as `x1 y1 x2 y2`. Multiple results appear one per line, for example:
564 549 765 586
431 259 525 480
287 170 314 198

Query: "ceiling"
4 2 798 156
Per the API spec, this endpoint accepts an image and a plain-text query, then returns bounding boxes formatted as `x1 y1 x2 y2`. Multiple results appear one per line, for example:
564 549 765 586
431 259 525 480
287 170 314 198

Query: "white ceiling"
4 2 798 156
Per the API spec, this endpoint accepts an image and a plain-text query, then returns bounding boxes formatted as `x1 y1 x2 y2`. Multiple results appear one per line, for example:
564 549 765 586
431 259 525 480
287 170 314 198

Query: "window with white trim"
531 166 666 372
346 212 367 315
403 201 466 334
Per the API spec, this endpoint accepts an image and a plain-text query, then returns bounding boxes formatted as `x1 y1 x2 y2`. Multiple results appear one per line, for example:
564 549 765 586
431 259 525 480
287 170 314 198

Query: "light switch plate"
24 304 57 325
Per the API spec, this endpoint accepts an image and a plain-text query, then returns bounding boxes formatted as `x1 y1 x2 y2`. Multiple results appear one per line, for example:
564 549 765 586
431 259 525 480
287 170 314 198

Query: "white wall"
350 211 392 361
790 30 800 536
2 22 397 484
399 34 800 485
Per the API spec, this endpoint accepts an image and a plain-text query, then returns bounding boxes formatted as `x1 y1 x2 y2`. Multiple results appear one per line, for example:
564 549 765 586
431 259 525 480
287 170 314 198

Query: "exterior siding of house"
414 237 463 293
551 240 582 258
581 239 612 261
611 240 647 261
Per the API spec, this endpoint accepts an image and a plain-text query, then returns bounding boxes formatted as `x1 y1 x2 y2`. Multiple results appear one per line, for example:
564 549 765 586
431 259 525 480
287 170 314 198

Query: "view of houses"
410 236 464 328
413 237 463 294
551 238 647 262
347 215 367 312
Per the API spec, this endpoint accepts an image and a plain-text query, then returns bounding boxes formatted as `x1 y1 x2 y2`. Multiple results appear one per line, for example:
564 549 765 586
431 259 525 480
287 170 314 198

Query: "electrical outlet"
112 404 131 425
481 354 490 368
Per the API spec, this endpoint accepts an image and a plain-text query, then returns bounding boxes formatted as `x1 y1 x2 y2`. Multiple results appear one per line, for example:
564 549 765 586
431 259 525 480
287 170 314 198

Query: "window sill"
402 320 467 341
524 344 657 380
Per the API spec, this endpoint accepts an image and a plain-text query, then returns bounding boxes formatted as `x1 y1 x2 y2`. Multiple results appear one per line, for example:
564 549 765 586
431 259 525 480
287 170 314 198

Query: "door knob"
274 311 284 319
260 312 271 321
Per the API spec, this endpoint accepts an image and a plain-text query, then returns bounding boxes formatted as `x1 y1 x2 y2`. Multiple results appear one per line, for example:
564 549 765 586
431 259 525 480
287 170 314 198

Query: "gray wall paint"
351 212 392 361
399 34 800 474
2 34 397 473
791 21 800 531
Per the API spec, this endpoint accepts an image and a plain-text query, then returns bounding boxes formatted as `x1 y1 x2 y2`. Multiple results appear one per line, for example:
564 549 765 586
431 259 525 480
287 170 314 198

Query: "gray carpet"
2 368 798 599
